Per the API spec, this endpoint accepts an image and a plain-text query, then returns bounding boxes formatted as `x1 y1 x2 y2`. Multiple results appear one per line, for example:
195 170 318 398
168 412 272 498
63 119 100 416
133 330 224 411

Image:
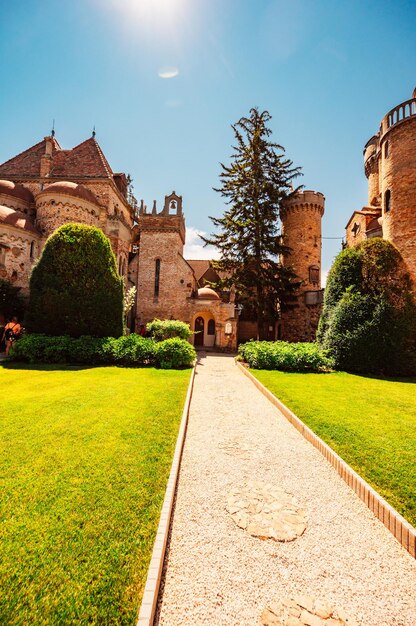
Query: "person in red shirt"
2 317 22 356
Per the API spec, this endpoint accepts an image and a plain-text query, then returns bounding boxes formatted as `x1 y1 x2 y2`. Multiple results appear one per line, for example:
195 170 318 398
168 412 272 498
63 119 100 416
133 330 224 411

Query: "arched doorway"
194 316 204 346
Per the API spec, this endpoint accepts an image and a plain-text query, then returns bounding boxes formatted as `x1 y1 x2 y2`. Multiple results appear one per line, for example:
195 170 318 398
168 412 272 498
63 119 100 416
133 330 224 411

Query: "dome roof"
0 205 39 234
197 286 220 300
40 181 99 206
0 180 34 204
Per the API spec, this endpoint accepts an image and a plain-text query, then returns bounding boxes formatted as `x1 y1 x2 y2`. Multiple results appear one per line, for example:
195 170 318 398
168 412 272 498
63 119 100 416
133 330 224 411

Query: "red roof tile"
50 138 113 179
0 136 113 180
0 138 61 178
0 205 40 234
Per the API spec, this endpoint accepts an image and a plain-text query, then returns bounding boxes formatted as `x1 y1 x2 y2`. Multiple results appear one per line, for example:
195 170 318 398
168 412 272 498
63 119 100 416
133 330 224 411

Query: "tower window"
385 189 391 213
309 265 320 284
30 241 35 258
384 141 389 158
154 258 161 297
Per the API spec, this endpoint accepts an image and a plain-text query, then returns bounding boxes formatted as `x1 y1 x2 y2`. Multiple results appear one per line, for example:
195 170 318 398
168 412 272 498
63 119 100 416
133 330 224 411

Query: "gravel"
155 354 416 626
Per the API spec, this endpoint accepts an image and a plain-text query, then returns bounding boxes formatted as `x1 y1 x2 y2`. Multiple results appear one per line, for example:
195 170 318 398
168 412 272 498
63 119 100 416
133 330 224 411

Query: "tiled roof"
0 205 40 234
186 259 210 281
0 136 113 180
0 137 61 178
50 138 113 179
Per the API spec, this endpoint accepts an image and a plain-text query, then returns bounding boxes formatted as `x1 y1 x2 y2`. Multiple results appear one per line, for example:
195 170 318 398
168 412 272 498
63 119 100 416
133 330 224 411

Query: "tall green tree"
28 223 124 338
202 107 302 338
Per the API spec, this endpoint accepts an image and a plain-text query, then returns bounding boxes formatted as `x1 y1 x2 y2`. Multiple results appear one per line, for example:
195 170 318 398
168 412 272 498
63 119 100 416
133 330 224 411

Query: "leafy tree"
28 223 124 338
202 107 302 339
318 239 416 375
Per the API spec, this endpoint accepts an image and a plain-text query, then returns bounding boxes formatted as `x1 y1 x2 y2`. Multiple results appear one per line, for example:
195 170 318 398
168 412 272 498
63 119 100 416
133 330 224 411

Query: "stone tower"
280 190 325 341
135 192 195 325
363 86 416 281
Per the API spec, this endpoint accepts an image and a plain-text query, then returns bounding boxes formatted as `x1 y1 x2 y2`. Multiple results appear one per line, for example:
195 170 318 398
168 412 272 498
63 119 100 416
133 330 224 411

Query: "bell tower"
135 191 194 326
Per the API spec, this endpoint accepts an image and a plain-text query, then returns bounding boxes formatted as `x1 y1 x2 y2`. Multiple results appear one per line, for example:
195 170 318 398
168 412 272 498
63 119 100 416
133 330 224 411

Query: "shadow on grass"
1 361 95 372
347 370 416 385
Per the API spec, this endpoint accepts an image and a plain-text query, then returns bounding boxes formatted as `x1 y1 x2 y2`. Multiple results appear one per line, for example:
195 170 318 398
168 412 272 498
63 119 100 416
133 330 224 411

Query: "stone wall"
0 225 39 296
35 195 101 237
379 117 416 282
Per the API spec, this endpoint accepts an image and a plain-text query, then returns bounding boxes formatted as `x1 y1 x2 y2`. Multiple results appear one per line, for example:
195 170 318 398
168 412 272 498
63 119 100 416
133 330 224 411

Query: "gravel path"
155 354 416 626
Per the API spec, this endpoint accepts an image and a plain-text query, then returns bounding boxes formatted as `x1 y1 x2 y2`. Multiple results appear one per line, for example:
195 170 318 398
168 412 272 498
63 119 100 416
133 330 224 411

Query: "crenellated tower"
348 86 416 282
280 190 325 341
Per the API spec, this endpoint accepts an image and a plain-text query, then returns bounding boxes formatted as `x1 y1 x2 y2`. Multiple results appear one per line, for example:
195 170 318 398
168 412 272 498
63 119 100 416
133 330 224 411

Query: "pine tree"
203 107 302 339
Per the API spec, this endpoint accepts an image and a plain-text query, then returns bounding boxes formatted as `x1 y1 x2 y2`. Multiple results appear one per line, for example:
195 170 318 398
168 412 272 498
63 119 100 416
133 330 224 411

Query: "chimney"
40 136 53 178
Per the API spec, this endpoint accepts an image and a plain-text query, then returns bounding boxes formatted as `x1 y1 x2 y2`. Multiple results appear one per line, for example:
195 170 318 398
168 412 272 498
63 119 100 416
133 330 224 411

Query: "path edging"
136 365 196 626
236 360 416 559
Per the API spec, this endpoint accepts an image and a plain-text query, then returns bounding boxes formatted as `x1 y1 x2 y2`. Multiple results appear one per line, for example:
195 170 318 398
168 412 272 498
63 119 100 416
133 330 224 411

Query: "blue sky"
1 0 415 275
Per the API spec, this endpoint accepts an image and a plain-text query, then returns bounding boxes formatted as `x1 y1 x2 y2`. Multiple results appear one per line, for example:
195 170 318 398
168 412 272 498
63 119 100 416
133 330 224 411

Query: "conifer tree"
203 107 302 339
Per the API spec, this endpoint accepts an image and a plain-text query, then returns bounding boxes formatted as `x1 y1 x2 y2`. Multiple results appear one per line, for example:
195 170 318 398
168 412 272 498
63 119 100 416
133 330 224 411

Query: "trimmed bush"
238 340 333 372
10 333 195 369
318 238 416 375
154 337 196 369
27 223 124 338
146 319 193 341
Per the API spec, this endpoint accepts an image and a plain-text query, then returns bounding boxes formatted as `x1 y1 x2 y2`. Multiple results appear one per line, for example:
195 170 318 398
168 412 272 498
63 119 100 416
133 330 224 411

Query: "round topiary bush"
318 238 416 375
27 223 124 338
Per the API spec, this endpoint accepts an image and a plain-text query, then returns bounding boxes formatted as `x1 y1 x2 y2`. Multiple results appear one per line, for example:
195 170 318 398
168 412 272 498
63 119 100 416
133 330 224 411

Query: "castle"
346 86 416 284
0 133 325 348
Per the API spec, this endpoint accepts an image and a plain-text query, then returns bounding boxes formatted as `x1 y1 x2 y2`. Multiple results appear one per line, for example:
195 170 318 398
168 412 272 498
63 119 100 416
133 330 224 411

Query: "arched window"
154 259 161 297
384 141 389 158
207 319 215 335
385 189 391 213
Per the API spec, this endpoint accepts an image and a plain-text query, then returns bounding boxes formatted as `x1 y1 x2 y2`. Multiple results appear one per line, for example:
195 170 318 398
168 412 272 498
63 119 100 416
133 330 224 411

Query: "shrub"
9 333 196 369
146 319 193 341
27 223 124 338
238 340 333 372
154 337 196 369
10 334 155 366
318 238 416 375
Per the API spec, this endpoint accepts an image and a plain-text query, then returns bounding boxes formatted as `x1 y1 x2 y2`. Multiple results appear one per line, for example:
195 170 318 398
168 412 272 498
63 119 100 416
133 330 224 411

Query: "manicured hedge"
318 239 416 375
10 333 196 369
146 319 193 341
238 340 333 372
27 223 124 338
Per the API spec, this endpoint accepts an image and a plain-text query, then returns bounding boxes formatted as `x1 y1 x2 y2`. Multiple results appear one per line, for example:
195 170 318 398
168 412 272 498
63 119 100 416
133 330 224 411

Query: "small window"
309 265 320 284
30 241 35 258
207 319 215 335
384 141 389 158
154 259 161 297
385 189 391 213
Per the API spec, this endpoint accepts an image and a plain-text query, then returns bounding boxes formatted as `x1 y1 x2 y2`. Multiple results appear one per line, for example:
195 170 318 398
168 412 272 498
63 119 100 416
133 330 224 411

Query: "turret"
365 87 416 281
279 190 325 341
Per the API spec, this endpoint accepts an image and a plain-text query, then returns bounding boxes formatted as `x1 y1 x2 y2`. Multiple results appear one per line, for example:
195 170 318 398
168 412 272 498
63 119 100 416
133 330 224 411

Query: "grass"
250 369 416 527
0 363 191 625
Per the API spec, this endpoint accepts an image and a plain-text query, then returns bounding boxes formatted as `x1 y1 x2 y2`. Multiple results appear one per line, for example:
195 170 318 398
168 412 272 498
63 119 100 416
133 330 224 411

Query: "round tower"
364 87 416 281
280 190 325 342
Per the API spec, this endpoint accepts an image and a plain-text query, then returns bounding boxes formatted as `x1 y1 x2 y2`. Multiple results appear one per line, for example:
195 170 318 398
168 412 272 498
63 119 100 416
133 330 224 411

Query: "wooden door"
194 316 204 346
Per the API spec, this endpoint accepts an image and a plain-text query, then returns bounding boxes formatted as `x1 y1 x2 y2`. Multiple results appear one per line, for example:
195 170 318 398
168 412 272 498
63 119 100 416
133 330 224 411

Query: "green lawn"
0 364 191 625
251 370 416 527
